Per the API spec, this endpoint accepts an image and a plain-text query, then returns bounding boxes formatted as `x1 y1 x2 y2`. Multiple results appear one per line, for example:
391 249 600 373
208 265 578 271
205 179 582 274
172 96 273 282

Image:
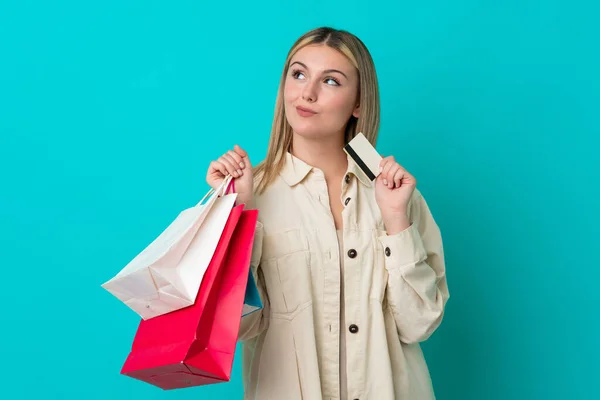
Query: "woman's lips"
296 106 317 117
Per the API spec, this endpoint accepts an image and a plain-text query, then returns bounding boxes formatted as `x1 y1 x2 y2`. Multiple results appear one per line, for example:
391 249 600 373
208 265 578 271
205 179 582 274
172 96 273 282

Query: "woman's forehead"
290 45 354 73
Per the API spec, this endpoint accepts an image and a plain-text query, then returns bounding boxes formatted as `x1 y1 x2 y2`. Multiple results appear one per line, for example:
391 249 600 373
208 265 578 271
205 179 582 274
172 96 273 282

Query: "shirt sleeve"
377 191 449 344
238 220 271 341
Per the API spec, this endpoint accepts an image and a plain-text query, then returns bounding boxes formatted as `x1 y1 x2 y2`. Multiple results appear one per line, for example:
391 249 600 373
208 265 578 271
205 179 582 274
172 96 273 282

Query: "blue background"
1 1 598 399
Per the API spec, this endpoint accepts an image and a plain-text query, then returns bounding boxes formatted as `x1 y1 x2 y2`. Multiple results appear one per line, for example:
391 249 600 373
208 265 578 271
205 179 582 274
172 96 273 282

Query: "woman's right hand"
206 144 254 208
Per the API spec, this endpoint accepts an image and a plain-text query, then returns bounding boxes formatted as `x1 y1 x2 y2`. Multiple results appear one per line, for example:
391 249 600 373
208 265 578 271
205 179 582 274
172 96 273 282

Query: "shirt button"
385 247 391 256
349 324 359 334
345 174 351 184
347 249 357 258
344 197 351 206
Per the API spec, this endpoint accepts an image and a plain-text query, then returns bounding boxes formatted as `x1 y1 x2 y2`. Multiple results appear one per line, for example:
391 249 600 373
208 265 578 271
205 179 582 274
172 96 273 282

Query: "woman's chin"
289 122 326 139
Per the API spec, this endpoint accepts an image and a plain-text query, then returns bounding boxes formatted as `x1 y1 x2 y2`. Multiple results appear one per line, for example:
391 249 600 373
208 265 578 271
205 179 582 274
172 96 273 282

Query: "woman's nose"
301 80 318 103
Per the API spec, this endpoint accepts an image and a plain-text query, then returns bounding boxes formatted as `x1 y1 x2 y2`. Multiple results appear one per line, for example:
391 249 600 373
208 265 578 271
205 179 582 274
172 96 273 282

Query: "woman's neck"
291 132 348 180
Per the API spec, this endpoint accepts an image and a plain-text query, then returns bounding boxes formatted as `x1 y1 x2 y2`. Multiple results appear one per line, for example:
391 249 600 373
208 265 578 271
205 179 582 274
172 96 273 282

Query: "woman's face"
284 44 360 142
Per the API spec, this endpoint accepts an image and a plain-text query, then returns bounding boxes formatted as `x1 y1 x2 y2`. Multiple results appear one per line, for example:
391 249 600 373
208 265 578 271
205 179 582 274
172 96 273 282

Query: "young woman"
206 27 449 400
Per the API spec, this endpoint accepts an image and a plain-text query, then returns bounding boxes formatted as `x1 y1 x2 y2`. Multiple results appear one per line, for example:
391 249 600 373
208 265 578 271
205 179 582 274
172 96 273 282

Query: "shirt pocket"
261 229 313 315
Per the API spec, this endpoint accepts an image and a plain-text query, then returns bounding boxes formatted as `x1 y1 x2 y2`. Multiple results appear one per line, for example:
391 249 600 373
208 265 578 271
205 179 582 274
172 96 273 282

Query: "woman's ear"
352 103 360 118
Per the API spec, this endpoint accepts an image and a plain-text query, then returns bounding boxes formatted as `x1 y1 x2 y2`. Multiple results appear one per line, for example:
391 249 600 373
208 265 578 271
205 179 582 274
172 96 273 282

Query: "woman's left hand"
375 156 417 233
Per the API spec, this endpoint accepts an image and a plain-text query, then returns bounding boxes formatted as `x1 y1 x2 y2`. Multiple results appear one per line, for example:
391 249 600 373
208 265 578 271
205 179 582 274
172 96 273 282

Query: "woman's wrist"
382 212 411 235
237 195 254 210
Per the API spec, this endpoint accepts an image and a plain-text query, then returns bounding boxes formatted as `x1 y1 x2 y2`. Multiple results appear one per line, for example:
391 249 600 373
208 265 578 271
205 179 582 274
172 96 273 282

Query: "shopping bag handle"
198 174 234 205
225 176 237 207
226 177 235 194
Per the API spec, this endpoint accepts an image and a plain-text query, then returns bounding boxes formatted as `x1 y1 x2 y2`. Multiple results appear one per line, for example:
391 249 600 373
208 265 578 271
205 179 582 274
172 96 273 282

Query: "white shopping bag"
102 176 237 320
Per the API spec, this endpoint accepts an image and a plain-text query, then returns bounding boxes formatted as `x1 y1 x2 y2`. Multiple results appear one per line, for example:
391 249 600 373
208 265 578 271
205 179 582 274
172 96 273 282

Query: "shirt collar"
279 151 373 187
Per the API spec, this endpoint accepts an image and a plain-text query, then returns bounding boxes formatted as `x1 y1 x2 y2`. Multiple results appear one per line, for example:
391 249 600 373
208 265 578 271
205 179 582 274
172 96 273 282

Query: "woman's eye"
293 70 306 80
292 69 339 86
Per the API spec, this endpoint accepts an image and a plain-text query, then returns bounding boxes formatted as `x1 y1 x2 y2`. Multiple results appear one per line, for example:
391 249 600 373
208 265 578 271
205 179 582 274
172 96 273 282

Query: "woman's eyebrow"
289 61 348 79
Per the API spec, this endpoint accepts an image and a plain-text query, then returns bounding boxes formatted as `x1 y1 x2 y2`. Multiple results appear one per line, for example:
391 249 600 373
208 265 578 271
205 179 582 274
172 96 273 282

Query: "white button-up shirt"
238 152 449 400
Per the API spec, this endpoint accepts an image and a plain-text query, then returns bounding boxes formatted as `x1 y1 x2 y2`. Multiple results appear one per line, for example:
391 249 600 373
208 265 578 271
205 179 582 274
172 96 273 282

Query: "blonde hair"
254 26 381 194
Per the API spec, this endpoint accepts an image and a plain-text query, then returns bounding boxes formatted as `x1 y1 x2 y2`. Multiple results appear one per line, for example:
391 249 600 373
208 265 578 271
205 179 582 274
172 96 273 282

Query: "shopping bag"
242 270 262 316
120 204 259 389
101 176 237 320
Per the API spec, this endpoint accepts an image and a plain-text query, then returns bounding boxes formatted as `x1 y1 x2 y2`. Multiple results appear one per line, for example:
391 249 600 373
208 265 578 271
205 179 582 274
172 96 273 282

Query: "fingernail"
237 169 243 175
383 179 387 185
239 162 245 168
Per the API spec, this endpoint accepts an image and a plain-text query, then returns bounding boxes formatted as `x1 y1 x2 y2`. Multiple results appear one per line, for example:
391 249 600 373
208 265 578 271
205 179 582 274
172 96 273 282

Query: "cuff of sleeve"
377 223 427 271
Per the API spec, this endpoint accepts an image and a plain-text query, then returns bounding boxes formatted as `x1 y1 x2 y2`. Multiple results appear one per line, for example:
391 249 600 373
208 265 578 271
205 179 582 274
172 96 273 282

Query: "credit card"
343 132 382 181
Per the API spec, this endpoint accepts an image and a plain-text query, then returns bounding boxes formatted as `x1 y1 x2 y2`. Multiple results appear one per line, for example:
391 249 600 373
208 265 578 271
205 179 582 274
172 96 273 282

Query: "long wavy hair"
254 27 381 194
